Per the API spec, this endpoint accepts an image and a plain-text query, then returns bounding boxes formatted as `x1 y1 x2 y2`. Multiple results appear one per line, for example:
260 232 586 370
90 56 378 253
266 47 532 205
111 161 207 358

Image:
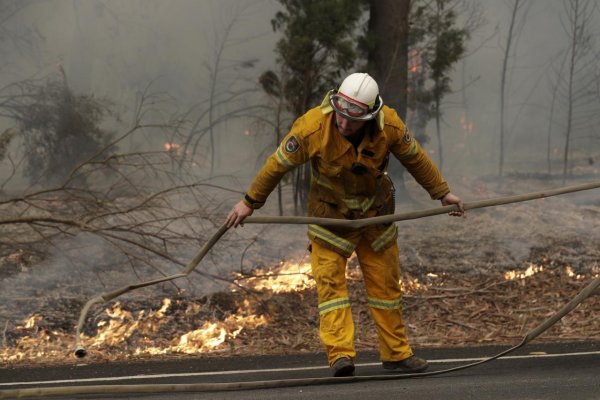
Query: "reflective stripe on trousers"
310 238 413 366
308 224 397 257
308 224 356 257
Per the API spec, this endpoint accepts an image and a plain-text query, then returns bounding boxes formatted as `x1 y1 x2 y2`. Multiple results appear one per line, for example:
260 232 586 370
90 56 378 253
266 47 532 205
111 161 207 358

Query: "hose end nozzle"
74 346 87 358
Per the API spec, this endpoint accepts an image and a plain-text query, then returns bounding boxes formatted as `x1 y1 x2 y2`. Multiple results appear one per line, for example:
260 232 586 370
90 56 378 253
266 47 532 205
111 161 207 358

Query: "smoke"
0 0 599 339
441 0 600 178
0 233 130 326
1 0 598 184
0 0 278 185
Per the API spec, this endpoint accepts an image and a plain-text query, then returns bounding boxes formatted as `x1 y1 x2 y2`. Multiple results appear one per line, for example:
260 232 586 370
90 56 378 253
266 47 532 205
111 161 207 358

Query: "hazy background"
1 0 598 188
0 0 599 341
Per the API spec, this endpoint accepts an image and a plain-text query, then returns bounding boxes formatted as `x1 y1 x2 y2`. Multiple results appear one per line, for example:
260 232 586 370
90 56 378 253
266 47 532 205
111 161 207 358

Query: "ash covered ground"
0 175 599 365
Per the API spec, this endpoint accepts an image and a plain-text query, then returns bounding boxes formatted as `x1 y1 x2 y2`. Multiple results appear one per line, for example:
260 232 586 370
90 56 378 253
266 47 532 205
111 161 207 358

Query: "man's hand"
226 200 254 228
440 192 465 217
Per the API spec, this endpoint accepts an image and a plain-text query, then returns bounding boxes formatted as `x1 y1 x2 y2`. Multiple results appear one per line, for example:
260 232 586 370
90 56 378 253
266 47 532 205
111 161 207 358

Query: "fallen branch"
72 180 600 355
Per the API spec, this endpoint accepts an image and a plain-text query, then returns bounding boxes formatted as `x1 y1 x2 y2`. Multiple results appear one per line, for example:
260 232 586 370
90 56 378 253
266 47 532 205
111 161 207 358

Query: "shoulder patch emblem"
403 129 413 145
284 135 300 153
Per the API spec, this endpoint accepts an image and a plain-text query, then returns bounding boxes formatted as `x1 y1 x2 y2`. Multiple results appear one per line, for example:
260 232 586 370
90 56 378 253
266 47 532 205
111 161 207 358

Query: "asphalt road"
0 342 599 400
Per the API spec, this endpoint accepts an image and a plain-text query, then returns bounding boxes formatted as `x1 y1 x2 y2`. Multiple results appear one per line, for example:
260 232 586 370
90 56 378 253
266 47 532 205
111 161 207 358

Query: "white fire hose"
1 181 599 399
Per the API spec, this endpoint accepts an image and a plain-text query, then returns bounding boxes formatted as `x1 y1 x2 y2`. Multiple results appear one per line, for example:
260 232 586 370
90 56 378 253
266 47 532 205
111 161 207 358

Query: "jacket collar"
320 111 385 165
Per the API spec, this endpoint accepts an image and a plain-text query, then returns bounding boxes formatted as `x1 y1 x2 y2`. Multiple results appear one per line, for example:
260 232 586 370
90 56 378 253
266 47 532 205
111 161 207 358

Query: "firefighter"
226 72 464 377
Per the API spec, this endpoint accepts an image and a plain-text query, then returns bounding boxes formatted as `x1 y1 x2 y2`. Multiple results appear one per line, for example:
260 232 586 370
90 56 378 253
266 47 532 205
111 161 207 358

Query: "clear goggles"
329 91 383 121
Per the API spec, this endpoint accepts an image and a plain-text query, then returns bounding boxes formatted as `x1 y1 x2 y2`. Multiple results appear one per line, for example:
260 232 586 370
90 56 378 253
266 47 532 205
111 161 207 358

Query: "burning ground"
0 176 599 366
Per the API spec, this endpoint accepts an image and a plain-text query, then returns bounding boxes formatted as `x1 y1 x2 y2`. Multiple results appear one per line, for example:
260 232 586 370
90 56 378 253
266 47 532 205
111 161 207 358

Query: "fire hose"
1 181 599 398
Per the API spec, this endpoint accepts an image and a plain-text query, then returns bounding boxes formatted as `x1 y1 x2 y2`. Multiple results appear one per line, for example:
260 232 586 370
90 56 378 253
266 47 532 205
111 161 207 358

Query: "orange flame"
504 263 544 280
236 260 314 293
164 142 181 152
1 260 318 362
460 111 474 135
409 49 422 74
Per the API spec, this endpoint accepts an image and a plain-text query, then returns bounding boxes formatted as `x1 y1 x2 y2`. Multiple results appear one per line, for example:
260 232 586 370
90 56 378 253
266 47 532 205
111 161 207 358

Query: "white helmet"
329 73 383 121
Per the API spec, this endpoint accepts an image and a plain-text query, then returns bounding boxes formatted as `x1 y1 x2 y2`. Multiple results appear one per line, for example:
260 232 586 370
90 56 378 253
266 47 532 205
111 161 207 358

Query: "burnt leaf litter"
1 175 599 366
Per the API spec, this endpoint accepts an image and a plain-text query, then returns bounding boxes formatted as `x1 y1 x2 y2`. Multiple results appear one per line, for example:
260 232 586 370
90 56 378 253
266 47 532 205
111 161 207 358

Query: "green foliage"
263 0 368 116
9 78 115 186
408 1 469 137
259 70 281 98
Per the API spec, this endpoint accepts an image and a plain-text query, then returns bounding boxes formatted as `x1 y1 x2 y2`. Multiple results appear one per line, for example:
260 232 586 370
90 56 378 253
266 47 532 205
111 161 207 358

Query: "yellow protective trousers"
310 238 413 366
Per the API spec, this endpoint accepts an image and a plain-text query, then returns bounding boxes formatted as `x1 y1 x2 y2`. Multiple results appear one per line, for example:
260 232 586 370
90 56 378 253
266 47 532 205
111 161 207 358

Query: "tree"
257 70 289 215
0 1 40 75
557 0 598 184
407 0 472 172
363 0 474 199
181 3 264 178
498 0 530 177
362 1 415 202
364 0 410 120
0 85 233 292
0 70 116 187
545 50 567 176
260 0 367 213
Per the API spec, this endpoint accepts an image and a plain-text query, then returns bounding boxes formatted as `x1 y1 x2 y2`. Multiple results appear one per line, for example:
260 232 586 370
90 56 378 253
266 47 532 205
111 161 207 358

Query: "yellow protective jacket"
243 95 450 257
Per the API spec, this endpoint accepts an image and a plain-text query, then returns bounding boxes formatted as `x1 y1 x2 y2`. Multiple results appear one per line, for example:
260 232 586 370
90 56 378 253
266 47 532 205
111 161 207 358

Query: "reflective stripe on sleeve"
395 140 420 161
319 297 351 314
275 147 299 168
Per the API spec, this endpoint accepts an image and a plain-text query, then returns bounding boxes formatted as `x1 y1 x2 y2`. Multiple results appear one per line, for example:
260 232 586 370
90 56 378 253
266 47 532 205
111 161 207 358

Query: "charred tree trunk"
367 0 412 202
367 0 410 120
562 1 579 185
499 0 520 177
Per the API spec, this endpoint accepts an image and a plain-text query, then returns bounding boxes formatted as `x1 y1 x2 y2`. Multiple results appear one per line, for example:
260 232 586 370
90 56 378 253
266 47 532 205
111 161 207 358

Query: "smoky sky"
0 0 599 184
1 0 599 328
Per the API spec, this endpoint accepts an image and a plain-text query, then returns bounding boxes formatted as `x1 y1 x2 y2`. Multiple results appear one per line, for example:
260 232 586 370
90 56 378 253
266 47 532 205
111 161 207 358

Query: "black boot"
382 355 429 373
332 356 355 377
